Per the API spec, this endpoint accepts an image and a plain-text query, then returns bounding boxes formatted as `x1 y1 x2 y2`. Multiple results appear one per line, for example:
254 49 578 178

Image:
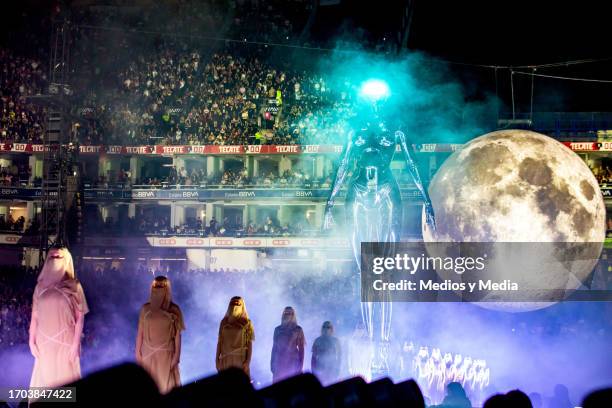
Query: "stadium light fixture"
359 79 390 102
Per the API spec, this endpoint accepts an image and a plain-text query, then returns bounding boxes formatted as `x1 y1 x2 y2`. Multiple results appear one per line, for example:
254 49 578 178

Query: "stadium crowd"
3 15 357 149
0 49 47 145
41 0 335 146
84 46 356 147
129 167 334 188
0 162 31 187
589 161 612 185
0 266 36 348
84 210 311 237
0 214 39 235
87 165 334 189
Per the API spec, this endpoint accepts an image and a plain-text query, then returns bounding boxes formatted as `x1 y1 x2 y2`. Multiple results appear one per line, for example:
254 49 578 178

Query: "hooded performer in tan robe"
135 276 185 394
29 246 89 389
216 296 255 377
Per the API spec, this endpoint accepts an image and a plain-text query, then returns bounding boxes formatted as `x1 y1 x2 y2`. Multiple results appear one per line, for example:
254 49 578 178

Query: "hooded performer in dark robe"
216 296 255 377
135 276 185 394
29 246 89 389
311 321 342 385
271 306 306 383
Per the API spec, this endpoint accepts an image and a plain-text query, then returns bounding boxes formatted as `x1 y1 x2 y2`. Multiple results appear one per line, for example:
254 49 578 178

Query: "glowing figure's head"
359 79 390 102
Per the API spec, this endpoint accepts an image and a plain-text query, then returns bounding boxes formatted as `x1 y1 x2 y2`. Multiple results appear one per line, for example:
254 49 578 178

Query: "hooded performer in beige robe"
216 296 255 377
29 246 89 389
135 276 185 394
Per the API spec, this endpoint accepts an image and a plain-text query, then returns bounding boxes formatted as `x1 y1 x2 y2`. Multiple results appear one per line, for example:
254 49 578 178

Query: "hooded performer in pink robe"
135 276 185 394
29 246 89 389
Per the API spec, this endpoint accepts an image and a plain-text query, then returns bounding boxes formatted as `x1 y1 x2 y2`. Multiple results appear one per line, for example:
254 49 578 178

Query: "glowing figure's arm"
323 131 355 230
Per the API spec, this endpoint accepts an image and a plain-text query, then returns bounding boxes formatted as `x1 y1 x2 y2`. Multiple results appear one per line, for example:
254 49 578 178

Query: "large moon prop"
423 129 606 311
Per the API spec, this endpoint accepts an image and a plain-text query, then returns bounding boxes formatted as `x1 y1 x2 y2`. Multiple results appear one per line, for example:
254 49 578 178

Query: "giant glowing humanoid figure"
323 79 436 377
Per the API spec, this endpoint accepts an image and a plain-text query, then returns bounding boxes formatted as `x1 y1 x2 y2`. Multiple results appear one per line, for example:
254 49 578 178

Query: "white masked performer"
451 354 463 384
456 356 473 389
413 346 431 399
135 276 185 394
443 352 455 386
29 246 89 388
429 348 446 405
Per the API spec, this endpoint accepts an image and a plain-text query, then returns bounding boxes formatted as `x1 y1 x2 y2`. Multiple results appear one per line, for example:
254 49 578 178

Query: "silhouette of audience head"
483 389 534 408
506 389 532 407
483 394 509 408
582 387 612 408
447 382 468 399
439 381 472 408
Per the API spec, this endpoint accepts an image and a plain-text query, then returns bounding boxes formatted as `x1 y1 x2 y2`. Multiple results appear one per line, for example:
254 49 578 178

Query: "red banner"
1 142 607 155
562 142 599 151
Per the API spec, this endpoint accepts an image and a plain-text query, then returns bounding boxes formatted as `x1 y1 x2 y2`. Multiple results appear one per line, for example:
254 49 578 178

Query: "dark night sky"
409 0 610 65
318 0 612 112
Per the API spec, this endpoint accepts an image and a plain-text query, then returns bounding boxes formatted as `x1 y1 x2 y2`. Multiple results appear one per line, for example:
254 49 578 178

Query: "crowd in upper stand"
2 46 354 148
125 167 333 188
84 207 314 237
2 0 359 148
0 162 31 187
588 161 612 185
78 46 356 147
0 266 36 348
0 49 47 144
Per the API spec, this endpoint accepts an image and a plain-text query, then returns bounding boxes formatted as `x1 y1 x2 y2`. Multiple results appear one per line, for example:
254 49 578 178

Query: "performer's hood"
321 321 334 335
223 296 255 342
150 276 172 310
281 306 297 326
38 247 74 287
225 296 250 321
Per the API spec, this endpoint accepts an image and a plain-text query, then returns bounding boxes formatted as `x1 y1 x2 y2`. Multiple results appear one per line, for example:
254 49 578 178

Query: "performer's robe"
271 324 305 382
30 279 89 388
216 318 254 377
137 303 184 393
311 335 341 385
